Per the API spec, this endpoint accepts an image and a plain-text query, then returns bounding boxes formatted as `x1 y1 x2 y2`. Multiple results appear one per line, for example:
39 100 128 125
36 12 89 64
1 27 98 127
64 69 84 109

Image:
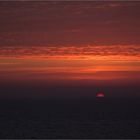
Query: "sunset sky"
0 1 140 86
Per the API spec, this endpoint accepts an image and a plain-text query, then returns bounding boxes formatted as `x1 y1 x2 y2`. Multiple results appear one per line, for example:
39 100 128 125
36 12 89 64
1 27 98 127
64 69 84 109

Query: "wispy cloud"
0 45 139 61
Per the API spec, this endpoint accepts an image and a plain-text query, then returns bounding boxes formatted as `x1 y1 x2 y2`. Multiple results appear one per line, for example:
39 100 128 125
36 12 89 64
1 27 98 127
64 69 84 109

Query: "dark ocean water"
0 97 140 139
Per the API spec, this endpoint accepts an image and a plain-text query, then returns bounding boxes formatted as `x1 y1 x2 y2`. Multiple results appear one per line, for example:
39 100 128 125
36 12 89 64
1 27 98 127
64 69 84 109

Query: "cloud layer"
0 45 139 61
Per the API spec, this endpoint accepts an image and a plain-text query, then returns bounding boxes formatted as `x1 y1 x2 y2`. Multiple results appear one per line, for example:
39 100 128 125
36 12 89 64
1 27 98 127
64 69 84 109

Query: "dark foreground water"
0 98 140 139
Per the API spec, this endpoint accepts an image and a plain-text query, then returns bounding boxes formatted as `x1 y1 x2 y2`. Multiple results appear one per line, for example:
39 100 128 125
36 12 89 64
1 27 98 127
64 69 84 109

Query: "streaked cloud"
0 45 139 61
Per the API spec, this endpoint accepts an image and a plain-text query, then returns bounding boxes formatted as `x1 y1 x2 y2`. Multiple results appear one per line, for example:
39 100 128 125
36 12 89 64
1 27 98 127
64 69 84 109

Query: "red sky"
0 1 140 86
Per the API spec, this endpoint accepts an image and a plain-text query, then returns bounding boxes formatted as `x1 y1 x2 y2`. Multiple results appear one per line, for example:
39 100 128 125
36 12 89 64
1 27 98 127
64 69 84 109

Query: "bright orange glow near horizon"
0 45 140 85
